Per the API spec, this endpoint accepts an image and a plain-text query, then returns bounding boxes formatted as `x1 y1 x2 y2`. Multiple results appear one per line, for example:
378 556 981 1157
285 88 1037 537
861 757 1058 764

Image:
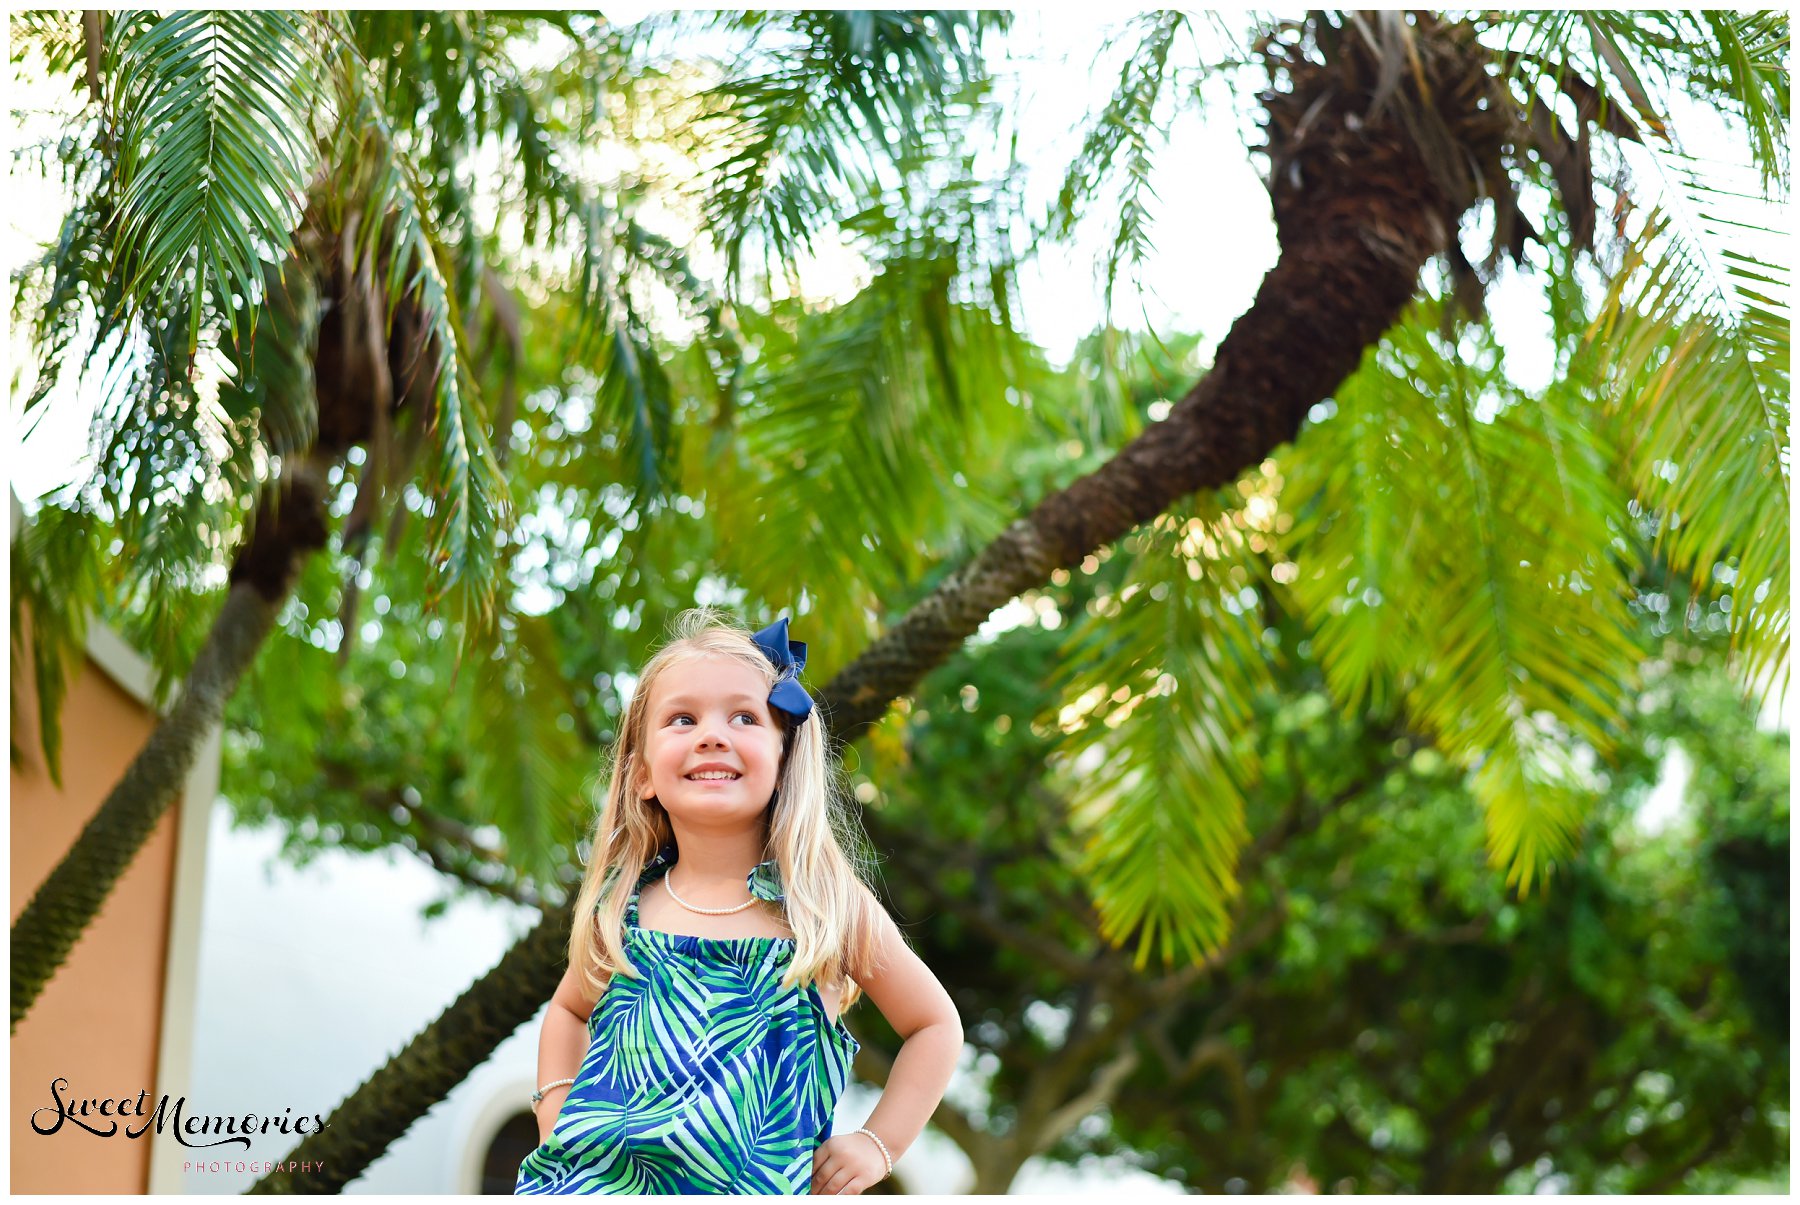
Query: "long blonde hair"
569 607 887 1012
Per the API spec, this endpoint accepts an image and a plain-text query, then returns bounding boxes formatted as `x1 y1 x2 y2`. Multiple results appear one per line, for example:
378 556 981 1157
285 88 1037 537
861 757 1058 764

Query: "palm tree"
11 10 499 1030
229 10 1785 1190
9 9 995 1028
12 8 1784 1188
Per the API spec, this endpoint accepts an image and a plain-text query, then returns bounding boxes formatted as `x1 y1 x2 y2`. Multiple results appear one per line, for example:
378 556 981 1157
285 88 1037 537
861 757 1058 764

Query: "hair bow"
750 617 813 729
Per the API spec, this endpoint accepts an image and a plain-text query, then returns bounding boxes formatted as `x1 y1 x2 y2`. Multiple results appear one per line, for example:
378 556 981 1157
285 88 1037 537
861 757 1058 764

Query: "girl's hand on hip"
811 1132 886 1195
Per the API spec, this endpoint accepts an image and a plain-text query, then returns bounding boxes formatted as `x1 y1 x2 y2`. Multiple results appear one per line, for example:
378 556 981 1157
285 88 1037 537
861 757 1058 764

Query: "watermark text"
31 1078 328 1151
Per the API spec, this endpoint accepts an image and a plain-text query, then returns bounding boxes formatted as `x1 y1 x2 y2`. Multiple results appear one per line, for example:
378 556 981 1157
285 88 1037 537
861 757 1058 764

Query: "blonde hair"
568 607 887 1013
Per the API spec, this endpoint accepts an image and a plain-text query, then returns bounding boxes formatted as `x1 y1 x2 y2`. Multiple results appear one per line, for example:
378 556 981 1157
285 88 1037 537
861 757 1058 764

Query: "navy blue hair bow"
750 617 813 729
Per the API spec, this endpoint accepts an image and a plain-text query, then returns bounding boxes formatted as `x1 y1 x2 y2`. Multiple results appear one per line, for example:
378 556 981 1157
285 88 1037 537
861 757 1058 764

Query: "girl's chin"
675 780 762 799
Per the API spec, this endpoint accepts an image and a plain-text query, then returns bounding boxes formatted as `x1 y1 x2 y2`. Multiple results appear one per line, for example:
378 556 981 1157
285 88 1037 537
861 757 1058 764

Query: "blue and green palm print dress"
515 844 861 1195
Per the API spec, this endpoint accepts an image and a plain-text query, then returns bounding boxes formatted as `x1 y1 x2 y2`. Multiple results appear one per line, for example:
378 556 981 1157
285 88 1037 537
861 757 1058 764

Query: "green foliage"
695 10 1001 285
1281 303 1643 894
869 551 1784 1192
1585 195 1789 707
106 10 315 359
1049 11 1194 314
215 254 321 459
319 20 511 634
1578 11 1790 193
1664 652 1791 1044
1088 613 1787 1192
709 247 1044 666
1045 493 1276 968
10 11 90 88
9 505 103 784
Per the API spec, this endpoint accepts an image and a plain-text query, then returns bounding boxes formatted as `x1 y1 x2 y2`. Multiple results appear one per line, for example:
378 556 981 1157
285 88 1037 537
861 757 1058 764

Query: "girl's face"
636 654 784 823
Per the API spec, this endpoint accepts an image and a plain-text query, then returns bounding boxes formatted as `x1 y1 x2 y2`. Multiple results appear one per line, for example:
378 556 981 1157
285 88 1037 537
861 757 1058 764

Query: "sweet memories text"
31 1078 329 1150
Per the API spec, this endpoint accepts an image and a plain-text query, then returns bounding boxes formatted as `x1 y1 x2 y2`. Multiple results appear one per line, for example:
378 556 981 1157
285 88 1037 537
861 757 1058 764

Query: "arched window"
480 1111 541 1194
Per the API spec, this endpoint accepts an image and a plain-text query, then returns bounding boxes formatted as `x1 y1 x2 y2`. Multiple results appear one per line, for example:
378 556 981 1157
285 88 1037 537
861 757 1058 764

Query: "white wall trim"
84 621 168 711
147 728 220 1193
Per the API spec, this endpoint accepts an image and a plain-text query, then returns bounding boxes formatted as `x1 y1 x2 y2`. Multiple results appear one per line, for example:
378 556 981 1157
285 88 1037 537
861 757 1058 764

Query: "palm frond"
10 10 90 92
1481 10 1788 713
216 254 322 461
593 301 679 503
1279 304 1642 895
458 612 592 883
13 196 122 422
106 9 317 359
619 219 746 423
322 18 510 637
10 504 106 785
695 10 998 286
16 202 274 700
1583 198 1790 710
1277 353 1416 720
1044 494 1275 968
1583 10 1789 194
1048 11 1192 314
483 54 700 501
707 245 1038 660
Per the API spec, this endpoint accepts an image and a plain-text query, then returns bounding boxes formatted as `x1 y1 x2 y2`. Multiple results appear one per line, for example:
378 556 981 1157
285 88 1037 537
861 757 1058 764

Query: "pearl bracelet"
531 1078 576 1109
853 1126 893 1179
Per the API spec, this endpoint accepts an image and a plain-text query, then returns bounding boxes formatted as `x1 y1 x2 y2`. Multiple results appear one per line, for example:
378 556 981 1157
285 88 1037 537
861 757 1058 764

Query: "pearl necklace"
662 869 759 915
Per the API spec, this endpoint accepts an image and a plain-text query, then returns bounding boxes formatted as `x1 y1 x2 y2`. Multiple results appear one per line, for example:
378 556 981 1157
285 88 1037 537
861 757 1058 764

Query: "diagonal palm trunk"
10 207 410 1029
11 464 331 1031
250 13 1510 1192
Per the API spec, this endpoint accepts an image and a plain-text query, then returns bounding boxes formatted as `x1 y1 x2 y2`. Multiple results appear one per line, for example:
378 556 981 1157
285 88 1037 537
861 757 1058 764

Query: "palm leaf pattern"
516 848 859 1195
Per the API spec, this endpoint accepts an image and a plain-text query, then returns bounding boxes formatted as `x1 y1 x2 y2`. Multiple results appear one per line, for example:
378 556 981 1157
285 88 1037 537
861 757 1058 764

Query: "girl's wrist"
853 1126 894 1179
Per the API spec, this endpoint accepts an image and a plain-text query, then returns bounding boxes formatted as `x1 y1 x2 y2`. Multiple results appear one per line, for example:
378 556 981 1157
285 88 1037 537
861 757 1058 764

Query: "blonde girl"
515 608 963 1195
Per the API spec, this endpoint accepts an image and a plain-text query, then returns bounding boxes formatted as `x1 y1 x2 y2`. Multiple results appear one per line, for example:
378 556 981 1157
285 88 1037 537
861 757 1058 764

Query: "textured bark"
249 12 1514 1191
10 465 329 1030
816 15 1506 744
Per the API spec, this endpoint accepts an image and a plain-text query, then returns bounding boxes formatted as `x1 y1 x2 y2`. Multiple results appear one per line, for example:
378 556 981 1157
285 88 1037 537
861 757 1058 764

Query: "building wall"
10 603 213 1194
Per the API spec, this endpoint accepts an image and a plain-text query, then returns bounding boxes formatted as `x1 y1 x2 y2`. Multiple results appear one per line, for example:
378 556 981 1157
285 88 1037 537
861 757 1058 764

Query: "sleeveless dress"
515 844 861 1195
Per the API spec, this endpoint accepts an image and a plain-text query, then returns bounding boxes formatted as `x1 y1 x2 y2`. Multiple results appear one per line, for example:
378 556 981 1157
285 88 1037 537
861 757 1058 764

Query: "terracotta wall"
11 608 183 1194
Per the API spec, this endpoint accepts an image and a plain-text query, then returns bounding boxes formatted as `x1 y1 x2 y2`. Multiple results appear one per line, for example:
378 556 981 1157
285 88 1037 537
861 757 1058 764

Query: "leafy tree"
868 547 1786 1193
9 8 1787 1189
222 448 1787 1191
9 7 994 1028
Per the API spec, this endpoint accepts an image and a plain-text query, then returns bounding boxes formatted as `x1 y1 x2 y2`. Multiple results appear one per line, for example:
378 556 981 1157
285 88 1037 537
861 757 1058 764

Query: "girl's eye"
670 712 757 725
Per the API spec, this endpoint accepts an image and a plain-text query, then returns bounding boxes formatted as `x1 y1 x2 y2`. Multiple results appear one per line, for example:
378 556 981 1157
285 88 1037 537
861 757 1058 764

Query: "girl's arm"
533 965 604 1142
828 904 965 1177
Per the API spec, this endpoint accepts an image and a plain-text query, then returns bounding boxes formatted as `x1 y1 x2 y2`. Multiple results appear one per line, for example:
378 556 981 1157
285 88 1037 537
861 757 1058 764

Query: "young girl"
515 609 963 1196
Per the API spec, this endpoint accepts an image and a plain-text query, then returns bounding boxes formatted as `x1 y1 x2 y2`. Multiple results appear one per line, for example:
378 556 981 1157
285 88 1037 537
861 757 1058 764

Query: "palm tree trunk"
252 15 1506 1190
819 21 1500 742
11 462 330 1031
